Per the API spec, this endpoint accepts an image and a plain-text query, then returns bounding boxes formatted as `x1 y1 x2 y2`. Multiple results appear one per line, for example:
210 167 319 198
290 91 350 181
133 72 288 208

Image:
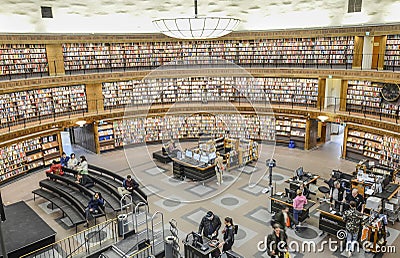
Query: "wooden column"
57 131 63 156
317 78 326 110
85 82 104 113
305 119 318 150
45 44 65 76
93 122 100 154
342 124 349 159
352 36 364 69
378 35 387 70
340 80 348 112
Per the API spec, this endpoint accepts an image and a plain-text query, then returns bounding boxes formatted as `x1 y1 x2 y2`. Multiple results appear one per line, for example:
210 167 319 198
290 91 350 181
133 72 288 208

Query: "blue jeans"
346 232 359 252
293 209 302 224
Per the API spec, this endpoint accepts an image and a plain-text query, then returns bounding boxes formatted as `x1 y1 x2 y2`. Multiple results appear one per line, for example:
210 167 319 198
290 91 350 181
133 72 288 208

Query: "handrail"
128 243 152 258
65 218 116 258
20 218 117 258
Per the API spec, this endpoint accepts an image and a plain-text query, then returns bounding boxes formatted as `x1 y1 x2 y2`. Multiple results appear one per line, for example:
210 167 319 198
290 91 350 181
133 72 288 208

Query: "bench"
89 164 148 203
40 178 106 227
32 188 86 232
152 150 172 163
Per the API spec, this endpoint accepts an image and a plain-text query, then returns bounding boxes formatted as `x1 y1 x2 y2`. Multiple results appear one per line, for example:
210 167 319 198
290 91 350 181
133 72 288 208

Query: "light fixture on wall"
152 0 240 39
317 115 329 122
76 120 86 127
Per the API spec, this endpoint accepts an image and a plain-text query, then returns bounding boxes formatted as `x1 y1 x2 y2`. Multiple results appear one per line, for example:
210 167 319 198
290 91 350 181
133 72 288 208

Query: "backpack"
234 225 238 234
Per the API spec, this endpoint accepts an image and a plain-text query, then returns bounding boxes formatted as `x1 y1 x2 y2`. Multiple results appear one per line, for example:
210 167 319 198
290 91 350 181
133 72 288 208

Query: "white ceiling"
0 0 400 33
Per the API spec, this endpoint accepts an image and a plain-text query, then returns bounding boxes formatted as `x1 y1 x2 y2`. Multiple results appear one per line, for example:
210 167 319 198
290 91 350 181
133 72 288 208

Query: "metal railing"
20 218 118 258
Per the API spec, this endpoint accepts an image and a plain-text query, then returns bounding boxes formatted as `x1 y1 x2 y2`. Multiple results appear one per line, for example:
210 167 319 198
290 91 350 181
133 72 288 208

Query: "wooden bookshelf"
62 37 355 73
0 132 61 184
346 80 399 117
101 77 319 109
384 35 400 71
0 44 48 77
0 85 87 128
97 122 115 152
343 126 400 169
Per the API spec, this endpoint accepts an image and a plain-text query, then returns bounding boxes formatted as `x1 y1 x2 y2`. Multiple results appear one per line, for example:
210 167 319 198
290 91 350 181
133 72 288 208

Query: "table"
269 194 315 222
172 158 216 181
183 238 218 258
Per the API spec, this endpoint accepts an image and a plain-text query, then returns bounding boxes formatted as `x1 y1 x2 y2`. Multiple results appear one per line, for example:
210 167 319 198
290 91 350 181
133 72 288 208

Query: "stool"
318 186 330 203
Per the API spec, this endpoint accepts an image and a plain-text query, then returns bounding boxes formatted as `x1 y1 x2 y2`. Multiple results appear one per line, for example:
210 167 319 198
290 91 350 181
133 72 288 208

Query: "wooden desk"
172 158 216 181
374 183 400 200
269 194 315 222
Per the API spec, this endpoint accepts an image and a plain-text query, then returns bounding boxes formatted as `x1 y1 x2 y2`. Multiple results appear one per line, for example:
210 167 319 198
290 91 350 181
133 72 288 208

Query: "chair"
318 179 331 203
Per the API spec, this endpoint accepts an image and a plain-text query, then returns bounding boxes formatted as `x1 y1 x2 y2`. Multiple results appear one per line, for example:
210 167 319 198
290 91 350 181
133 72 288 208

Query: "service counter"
172 158 216 181
269 194 315 223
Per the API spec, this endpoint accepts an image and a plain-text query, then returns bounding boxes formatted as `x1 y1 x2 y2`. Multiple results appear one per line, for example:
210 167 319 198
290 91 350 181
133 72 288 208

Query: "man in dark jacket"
274 205 295 231
118 175 139 196
198 211 222 239
267 223 288 258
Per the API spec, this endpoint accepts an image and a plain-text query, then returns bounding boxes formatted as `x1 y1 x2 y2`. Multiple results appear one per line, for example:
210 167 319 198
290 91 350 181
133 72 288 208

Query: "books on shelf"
384 35 400 69
0 85 87 128
62 37 354 72
102 77 319 109
0 133 60 183
98 122 115 152
346 80 398 117
345 129 399 169
0 44 48 76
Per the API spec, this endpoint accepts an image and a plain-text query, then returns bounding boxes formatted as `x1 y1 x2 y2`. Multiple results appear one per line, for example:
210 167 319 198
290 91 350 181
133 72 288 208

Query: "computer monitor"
285 188 296 200
191 231 203 248
383 176 391 188
193 153 200 161
185 149 193 158
200 155 209 163
209 152 216 160
295 167 304 179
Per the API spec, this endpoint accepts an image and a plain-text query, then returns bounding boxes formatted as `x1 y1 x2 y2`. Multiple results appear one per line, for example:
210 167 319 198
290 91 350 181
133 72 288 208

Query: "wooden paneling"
352 36 364 69
371 36 381 70
45 44 65 76
317 78 326 109
340 80 348 111
85 82 104 113
378 35 388 70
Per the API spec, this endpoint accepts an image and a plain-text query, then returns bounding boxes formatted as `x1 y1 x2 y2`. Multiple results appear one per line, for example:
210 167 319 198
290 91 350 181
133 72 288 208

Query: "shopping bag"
284 251 291 258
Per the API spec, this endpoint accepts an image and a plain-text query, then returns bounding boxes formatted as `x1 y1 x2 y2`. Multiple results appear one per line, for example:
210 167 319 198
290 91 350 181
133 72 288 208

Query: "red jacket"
47 163 64 176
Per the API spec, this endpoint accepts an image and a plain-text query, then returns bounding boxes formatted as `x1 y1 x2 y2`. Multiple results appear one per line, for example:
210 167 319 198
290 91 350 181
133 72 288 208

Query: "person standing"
85 192 104 227
214 152 224 185
298 183 310 199
343 201 363 257
330 180 345 202
218 217 235 253
198 211 222 240
345 188 365 213
60 152 70 167
274 205 294 231
267 223 288 258
293 189 307 229
118 175 139 196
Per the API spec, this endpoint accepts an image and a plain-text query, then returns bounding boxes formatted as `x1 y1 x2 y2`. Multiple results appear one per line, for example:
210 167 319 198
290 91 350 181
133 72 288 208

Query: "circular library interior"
1 1 400 258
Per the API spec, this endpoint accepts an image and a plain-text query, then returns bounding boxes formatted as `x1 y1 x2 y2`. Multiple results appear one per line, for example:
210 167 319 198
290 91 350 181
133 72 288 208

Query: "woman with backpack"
218 217 235 253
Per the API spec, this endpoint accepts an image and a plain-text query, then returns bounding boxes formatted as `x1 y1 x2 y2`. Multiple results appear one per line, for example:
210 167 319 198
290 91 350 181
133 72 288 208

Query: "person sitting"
76 174 94 188
168 140 176 153
85 192 104 227
60 152 70 167
46 160 64 176
67 153 79 170
118 175 139 197
77 156 89 175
